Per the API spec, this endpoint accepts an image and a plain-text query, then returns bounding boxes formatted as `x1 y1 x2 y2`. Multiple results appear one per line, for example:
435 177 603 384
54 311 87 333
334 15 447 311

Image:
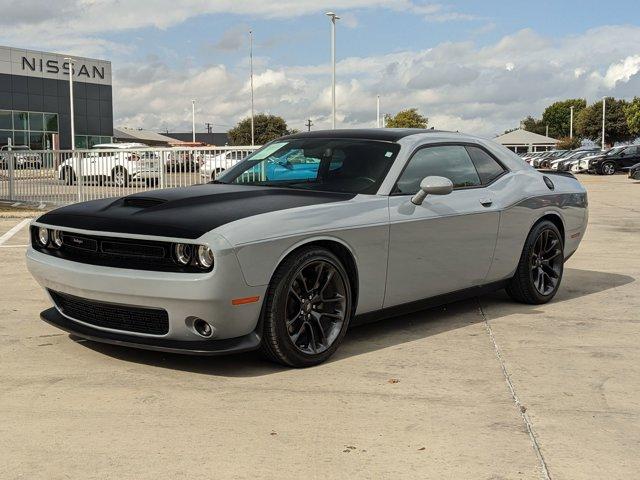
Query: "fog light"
193 318 213 338
51 230 63 248
174 243 193 265
37 227 49 247
196 245 214 269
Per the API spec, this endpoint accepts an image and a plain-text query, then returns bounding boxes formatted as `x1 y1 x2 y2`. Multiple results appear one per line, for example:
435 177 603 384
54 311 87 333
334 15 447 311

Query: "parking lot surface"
1 175 638 479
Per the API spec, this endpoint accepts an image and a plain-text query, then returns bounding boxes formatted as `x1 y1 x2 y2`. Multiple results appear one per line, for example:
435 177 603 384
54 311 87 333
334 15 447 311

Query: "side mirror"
411 176 454 205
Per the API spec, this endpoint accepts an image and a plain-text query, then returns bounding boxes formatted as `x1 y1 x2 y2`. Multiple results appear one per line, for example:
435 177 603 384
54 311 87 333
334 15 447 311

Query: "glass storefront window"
44 113 58 132
13 112 29 131
13 131 28 147
88 136 102 148
0 130 11 147
75 135 88 149
30 132 44 151
29 112 44 132
0 111 12 130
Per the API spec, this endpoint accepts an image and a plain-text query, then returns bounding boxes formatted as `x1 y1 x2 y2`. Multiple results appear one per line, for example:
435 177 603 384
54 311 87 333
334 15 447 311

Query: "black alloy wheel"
261 247 352 367
506 220 564 304
530 229 563 296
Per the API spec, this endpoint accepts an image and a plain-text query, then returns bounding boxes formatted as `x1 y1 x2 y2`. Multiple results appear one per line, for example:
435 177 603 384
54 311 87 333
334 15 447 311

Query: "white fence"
0 146 259 205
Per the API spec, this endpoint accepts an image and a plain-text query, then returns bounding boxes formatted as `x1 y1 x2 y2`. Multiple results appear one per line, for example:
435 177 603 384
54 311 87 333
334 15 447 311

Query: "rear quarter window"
466 146 506 185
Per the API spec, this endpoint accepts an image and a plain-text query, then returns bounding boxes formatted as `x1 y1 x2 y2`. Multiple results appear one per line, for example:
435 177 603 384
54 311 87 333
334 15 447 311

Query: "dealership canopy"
494 129 558 153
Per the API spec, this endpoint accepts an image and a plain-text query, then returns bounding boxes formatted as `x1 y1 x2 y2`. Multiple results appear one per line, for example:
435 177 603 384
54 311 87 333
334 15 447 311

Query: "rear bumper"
41 307 261 355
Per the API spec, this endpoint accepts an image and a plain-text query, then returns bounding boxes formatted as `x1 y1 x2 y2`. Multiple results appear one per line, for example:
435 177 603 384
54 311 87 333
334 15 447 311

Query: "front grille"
31 227 209 273
49 290 169 335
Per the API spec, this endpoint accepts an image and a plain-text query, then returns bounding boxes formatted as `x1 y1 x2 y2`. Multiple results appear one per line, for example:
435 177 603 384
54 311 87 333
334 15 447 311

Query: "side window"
466 146 506 185
394 145 480 194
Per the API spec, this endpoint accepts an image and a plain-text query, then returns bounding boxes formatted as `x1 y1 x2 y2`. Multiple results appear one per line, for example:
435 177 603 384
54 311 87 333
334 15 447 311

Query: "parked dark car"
629 162 640 180
587 145 640 175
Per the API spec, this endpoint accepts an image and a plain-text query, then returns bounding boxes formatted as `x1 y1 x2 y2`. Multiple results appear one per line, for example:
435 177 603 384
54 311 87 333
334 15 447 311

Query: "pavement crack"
477 298 552 480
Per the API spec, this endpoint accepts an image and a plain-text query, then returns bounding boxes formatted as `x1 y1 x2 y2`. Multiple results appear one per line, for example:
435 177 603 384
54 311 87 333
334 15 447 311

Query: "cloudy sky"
1 0 640 137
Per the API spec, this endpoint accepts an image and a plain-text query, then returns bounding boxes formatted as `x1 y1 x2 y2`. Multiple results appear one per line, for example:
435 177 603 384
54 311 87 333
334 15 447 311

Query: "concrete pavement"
0 174 638 479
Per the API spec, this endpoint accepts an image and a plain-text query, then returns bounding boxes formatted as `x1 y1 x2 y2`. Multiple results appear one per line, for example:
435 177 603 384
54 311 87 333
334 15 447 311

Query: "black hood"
37 184 355 239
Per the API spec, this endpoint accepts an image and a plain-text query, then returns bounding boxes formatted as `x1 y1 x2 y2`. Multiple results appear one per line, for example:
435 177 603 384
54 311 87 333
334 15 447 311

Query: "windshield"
605 147 624 156
217 138 400 194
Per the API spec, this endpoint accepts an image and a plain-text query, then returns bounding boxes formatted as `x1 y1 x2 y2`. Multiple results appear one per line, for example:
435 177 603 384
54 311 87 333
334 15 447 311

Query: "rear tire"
506 220 564 304
112 167 129 187
260 247 352 367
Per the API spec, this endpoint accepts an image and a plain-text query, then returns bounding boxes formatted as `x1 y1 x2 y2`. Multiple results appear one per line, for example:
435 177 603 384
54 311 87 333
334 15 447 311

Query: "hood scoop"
123 197 167 208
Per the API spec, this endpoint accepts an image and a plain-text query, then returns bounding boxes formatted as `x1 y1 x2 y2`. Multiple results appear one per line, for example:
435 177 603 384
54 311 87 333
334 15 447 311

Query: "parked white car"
58 143 161 187
199 150 250 182
0 145 43 169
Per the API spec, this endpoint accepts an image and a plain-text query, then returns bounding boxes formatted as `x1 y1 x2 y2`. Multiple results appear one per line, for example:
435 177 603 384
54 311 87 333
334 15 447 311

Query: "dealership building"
0 45 113 150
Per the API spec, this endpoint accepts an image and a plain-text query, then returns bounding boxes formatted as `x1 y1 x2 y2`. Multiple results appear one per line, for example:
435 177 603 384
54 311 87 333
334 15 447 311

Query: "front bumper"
26 236 267 344
40 307 261 355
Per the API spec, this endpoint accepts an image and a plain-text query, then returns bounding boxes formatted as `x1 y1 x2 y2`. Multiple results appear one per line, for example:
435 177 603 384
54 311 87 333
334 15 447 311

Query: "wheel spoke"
545 249 561 261
319 269 335 295
541 264 559 278
289 287 302 303
306 322 318 353
310 312 328 346
313 263 325 291
289 321 306 344
286 311 302 328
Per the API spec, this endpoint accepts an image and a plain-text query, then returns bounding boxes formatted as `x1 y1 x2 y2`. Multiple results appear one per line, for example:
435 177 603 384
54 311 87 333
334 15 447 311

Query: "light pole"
601 97 606 150
376 95 380 128
326 12 340 129
191 99 196 143
249 30 255 146
569 106 574 138
64 57 75 149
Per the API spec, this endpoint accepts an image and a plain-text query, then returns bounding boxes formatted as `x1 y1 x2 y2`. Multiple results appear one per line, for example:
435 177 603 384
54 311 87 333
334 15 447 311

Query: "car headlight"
196 245 214 269
37 227 49 247
51 229 63 248
174 243 193 265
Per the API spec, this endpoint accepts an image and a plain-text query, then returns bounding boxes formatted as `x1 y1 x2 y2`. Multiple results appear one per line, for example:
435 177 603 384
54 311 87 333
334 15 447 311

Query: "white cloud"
602 55 640 88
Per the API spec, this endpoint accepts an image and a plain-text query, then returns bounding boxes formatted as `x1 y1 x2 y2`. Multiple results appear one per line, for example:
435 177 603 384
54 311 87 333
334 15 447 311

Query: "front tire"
600 162 616 175
260 247 352 367
506 220 564 304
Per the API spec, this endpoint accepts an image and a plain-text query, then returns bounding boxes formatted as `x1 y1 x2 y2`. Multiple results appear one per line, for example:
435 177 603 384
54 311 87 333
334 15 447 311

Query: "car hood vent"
123 197 167 208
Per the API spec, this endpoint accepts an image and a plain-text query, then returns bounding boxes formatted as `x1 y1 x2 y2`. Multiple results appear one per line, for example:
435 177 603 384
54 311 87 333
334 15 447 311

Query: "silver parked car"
27 129 588 367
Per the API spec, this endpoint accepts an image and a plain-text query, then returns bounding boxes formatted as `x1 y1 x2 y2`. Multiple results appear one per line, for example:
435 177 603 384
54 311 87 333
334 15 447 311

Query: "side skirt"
351 280 507 327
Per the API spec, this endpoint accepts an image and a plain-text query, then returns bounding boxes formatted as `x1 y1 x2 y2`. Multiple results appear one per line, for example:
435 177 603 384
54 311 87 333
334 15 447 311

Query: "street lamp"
191 99 196 143
376 95 380 128
64 57 75 150
569 106 574 139
326 12 340 129
601 97 606 150
249 30 255 146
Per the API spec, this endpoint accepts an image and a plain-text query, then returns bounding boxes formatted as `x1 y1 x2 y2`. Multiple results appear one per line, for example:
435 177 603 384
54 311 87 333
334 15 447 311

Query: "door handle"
480 198 493 207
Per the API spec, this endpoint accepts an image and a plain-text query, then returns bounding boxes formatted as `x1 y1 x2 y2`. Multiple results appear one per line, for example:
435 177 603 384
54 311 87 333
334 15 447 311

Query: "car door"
620 146 640 169
384 144 504 307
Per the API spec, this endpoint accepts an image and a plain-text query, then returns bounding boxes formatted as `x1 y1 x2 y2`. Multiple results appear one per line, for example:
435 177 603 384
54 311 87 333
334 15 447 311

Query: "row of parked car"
519 145 640 180
1 142 251 187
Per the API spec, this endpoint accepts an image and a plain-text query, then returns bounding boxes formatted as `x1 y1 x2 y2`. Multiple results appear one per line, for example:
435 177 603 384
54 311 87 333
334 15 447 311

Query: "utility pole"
204 122 213 134
249 30 255 146
305 119 313 132
601 97 606 150
546 124 549 138
64 57 75 149
569 106 574 138
326 12 340 129
191 99 196 143
376 95 380 128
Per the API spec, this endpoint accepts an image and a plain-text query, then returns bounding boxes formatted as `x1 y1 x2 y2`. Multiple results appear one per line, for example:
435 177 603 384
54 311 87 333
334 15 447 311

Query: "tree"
384 108 428 128
541 99 586 139
228 114 292 145
556 136 581 150
575 98 631 147
624 97 640 135
520 115 546 135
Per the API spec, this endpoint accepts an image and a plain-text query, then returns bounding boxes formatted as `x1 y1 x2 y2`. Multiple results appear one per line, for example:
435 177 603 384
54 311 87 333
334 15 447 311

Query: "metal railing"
0 146 259 205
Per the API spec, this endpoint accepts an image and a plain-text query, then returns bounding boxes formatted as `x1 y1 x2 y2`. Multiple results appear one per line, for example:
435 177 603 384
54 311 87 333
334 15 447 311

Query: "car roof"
281 128 444 142
92 143 148 149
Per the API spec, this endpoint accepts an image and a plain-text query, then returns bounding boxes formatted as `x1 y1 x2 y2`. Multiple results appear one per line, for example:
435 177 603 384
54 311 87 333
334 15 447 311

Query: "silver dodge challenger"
26 129 588 367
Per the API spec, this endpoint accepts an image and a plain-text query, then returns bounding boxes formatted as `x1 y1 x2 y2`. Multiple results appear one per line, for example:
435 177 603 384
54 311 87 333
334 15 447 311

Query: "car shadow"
72 268 635 377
